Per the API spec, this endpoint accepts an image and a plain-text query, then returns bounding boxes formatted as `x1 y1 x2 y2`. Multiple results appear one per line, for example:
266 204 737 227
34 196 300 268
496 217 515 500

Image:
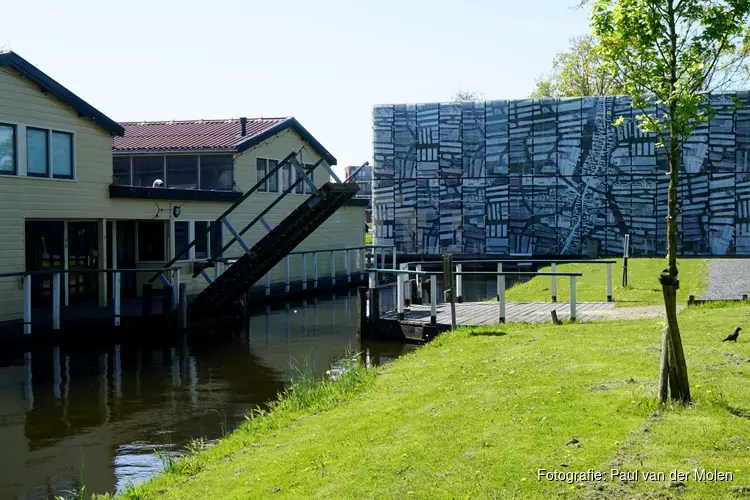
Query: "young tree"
591 0 750 403
452 89 484 102
531 35 627 97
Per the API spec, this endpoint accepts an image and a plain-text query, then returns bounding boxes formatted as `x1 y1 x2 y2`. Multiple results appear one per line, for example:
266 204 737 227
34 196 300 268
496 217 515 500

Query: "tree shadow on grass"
468 329 508 337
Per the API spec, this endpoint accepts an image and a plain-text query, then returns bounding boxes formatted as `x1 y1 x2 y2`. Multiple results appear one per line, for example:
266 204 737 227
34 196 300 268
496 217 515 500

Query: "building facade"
0 51 365 324
344 164 372 223
372 96 750 256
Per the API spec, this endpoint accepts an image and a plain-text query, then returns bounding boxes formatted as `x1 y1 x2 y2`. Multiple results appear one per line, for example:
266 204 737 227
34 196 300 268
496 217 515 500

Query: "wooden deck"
380 301 673 326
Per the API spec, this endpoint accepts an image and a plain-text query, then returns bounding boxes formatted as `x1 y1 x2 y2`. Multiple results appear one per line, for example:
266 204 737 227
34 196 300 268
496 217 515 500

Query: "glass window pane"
194 221 208 259
137 221 165 261
133 156 165 187
210 223 223 259
113 157 131 185
51 131 73 178
0 124 15 174
174 221 190 260
267 159 278 192
305 164 315 194
200 155 233 191
167 155 198 189
282 164 292 191
295 164 305 194
27 128 48 177
256 158 267 192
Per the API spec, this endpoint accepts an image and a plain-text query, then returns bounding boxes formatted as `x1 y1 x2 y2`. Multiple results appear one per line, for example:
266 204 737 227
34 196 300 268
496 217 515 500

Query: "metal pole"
265 272 270 296
331 250 336 286
551 263 557 302
313 252 319 288
392 246 397 270
285 256 290 293
570 275 577 321
430 274 437 325
606 262 613 302
397 273 404 320
416 264 423 303
113 272 121 327
23 274 32 335
214 260 221 281
499 274 506 323
52 272 61 330
359 248 365 280
456 263 463 303
345 249 351 283
302 253 308 290
173 269 180 309
496 263 502 300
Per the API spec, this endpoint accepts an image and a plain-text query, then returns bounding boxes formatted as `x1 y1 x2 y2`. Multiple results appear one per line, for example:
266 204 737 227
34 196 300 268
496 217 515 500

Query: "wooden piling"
142 284 153 318
178 283 188 330
357 287 367 338
162 285 174 328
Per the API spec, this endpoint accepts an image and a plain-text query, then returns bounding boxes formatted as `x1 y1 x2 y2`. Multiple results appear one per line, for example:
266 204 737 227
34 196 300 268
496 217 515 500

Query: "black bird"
723 327 742 342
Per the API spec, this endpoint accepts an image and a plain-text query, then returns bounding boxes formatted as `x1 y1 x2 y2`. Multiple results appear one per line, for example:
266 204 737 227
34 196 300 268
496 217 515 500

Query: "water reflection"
0 291 419 499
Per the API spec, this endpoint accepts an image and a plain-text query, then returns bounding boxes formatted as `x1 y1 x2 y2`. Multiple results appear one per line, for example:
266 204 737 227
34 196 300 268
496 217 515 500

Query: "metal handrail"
0 267 180 278
402 258 616 268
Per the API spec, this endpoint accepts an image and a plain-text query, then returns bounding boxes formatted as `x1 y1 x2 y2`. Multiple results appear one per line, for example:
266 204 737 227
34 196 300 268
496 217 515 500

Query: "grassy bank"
505 257 709 306
114 301 749 499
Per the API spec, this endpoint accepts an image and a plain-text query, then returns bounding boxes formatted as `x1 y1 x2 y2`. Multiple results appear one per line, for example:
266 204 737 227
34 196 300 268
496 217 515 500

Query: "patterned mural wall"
372 94 750 256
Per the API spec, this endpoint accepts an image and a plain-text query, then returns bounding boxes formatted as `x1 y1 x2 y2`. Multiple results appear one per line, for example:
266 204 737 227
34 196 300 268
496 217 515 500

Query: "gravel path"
701 259 750 300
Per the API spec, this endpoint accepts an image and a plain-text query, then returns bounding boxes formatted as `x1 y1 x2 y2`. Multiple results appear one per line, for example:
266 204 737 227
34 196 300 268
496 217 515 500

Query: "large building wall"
372 95 750 256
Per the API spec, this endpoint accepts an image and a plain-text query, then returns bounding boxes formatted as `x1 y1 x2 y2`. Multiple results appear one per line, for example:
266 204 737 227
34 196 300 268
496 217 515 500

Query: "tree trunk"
658 326 669 403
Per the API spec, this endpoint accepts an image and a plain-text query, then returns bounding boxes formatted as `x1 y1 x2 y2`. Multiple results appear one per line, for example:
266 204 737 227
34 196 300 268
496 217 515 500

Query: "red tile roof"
113 117 289 151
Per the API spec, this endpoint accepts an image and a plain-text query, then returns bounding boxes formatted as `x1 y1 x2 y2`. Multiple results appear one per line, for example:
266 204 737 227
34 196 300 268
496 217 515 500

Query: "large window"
267 159 279 192
282 163 292 191
171 220 223 260
0 124 15 175
200 156 233 190
305 164 316 194
137 221 166 262
26 127 74 179
113 154 234 191
133 156 164 187
256 158 268 192
167 156 198 189
26 128 49 177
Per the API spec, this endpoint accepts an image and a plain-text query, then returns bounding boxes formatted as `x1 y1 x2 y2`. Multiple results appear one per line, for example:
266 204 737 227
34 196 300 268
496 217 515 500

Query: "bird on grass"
723 327 742 342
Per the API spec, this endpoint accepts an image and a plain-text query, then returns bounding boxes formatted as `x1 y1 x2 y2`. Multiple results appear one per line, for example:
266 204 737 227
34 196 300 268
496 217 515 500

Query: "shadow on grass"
468 329 508 337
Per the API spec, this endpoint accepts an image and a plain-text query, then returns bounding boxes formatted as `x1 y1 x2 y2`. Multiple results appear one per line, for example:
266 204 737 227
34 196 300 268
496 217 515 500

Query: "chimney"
240 117 247 136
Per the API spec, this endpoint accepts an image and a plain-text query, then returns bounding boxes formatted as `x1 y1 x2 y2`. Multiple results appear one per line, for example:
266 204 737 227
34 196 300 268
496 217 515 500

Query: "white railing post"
214 260 221 281
369 270 377 290
379 246 385 270
113 271 121 327
285 256 290 293
430 274 437 325
359 248 365 279
23 274 32 335
345 249 351 283
570 275 577 321
302 253 308 290
496 263 502 299
52 272 61 330
313 252 319 289
173 269 180 309
456 263 463 302
498 274 506 323
265 272 271 296
331 250 336 286
606 262 613 302
551 263 557 302
392 246 397 270
400 263 411 306
416 265 423 303
397 273 405 320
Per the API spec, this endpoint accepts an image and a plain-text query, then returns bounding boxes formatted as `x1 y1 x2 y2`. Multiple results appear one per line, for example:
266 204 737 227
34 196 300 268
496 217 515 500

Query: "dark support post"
357 287 367 338
178 283 188 330
161 285 174 328
410 279 419 305
622 233 630 287
142 284 153 318
442 254 457 330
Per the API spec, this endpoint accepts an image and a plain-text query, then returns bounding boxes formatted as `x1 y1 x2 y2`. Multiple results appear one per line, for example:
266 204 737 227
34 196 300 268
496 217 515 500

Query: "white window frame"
256 156 280 193
171 220 222 261
0 121 76 180
0 122 18 176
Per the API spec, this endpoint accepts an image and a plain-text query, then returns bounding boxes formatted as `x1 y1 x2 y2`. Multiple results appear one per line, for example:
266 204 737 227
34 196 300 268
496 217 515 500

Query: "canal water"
0 276 502 499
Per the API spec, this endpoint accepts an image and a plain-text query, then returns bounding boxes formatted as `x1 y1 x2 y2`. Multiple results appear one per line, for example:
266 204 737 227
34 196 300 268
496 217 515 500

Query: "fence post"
331 250 336 286
606 262 613 302
113 272 121 327
52 272 61 330
179 283 188 330
357 287 367 338
430 274 437 325
285 256 290 293
23 274 31 335
302 253 308 290
496 262 502 300
570 275 577 321
313 252 319 289
213 260 221 281
456 263 463 303
416 265 423 304
499 274 506 323
380 246 385 270
551 263 557 302
443 254 457 330
392 246 397 270
345 249 351 283
173 268 180 309
397 273 405 320
265 272 271 296
359 248 365 280
142 284 153 318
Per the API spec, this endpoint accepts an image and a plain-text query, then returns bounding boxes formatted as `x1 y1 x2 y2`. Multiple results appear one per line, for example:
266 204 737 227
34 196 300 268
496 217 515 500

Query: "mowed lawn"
116 301 750 499
505 258 709 306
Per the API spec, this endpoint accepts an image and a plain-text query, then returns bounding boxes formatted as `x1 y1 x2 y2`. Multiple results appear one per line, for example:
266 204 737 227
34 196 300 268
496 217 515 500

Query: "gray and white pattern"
372 94 750 256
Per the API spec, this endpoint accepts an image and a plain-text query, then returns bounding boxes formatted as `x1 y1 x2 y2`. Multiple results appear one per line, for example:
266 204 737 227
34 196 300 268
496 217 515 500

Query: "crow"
723 327 742 342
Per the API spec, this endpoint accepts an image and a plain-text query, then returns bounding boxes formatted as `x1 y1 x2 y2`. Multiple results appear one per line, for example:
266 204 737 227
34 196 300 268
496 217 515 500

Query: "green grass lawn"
114 302 750 499
365 231 373 245
505 257 709 306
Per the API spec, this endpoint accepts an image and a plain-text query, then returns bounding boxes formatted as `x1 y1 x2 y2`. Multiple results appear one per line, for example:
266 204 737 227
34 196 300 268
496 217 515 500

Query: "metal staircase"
189 181 358 319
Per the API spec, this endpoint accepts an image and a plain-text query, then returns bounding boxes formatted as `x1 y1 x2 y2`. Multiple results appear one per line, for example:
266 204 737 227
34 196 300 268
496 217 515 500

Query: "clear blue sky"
3 0 590 177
